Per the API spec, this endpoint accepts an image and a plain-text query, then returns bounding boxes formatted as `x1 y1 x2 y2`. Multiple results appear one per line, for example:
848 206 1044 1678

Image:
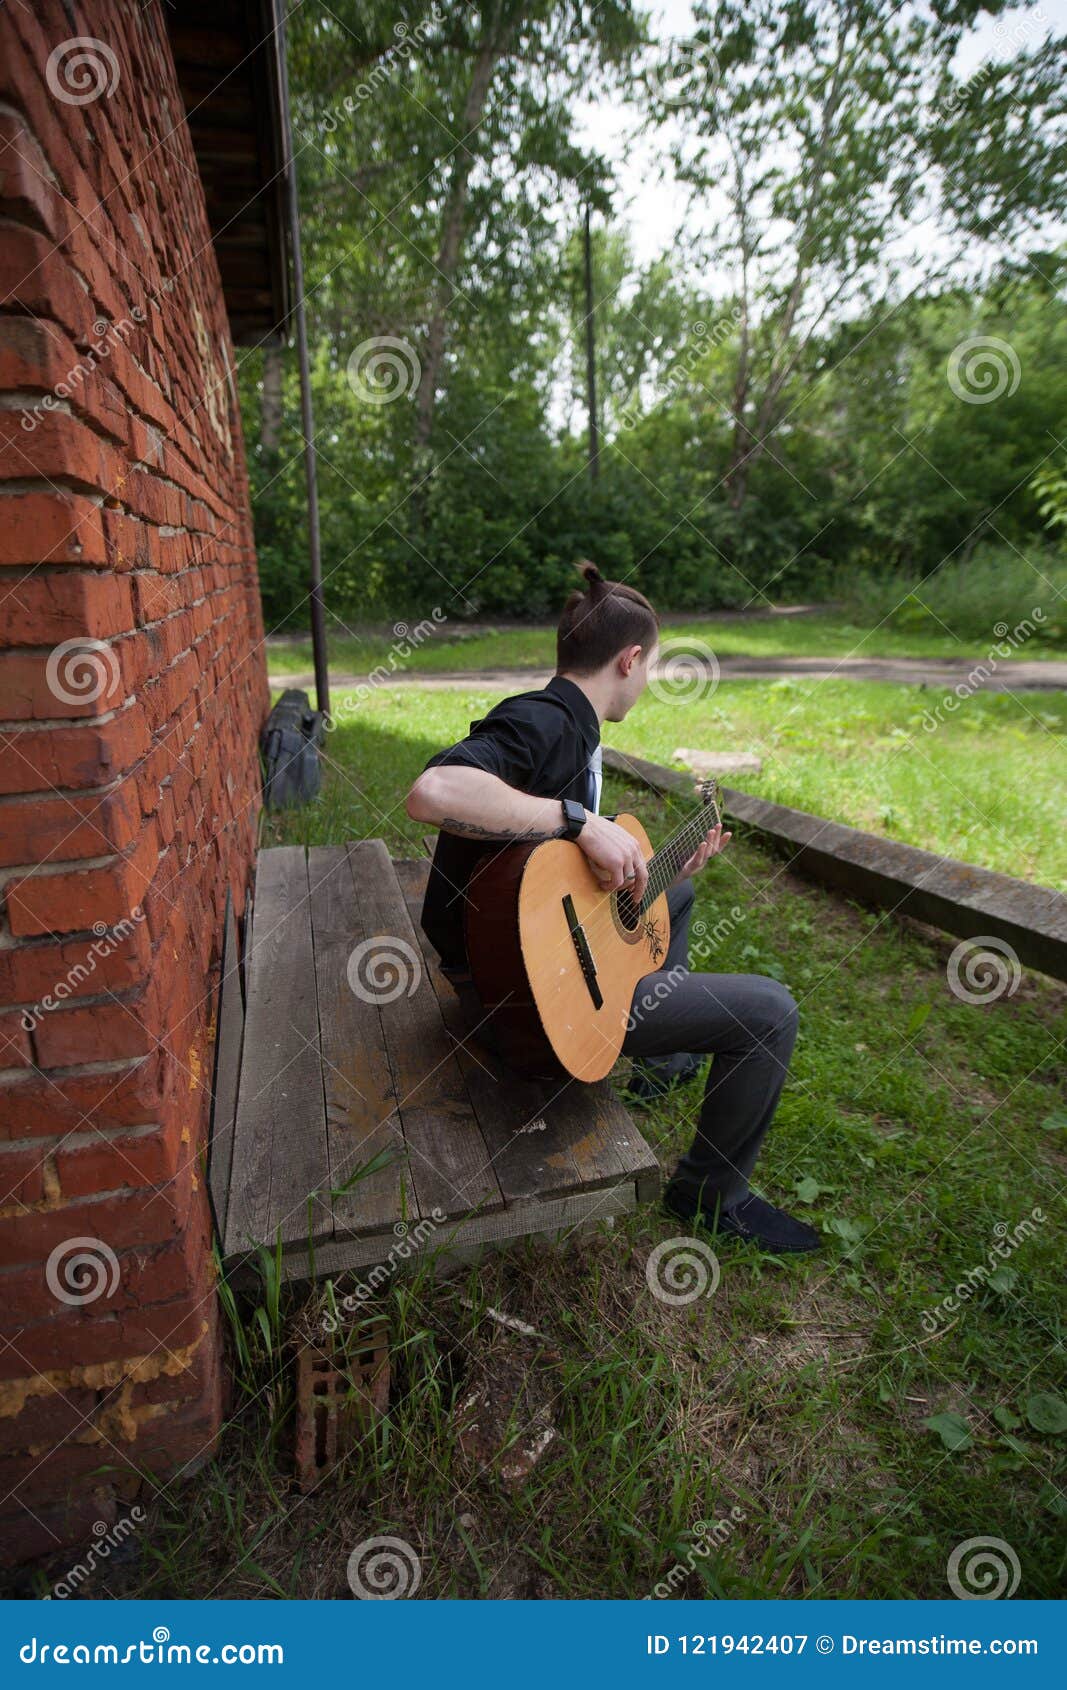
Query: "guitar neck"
640 782 722 909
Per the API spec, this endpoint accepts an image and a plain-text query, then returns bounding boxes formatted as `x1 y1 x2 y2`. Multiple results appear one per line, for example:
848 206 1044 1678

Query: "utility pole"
583 202 600 483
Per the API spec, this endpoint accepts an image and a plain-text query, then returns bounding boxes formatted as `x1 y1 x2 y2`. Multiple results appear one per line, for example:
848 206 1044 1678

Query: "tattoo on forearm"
439 816 565 843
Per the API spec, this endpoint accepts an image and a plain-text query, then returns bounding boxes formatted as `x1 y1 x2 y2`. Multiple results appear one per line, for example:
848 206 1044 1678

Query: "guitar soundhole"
614 888 641 932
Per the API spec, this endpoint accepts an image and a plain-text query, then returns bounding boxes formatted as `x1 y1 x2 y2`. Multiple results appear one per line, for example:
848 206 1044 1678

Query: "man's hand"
578 812 650 898
671 822 732 887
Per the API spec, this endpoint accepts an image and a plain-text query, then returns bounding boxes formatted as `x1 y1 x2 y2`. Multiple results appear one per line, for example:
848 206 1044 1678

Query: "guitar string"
577 806 718 955
577 784 723 949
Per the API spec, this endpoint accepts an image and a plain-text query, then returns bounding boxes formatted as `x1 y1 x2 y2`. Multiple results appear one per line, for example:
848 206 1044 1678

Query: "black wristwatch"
561 798 587 839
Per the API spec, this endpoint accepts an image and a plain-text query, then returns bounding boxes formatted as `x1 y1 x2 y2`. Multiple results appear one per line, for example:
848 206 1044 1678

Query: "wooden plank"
224 848 331 1256
207 891 243 1244
306 847 414 1236
394 859 584 1197
227 1182 641 1286
347 842 504 1224
601 745 693 797
393 858 660 1204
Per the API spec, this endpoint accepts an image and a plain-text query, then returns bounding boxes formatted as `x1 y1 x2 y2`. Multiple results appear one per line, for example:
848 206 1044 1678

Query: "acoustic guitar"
464 779 723 1082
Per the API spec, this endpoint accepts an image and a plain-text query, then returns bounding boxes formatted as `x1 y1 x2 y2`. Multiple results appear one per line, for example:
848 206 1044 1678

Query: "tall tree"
657 0 1066 518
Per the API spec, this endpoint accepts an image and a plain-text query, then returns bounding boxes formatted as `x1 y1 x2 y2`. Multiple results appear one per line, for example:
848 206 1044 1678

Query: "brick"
1 1215 211 1326
132 1318 219 1412
0 1386 98 1457
0 1013 33 1071
0 782 140 867
4 1297 209 1378
101 507 152 573
0 491 108 568
0 316 128 445
0 1051 166 1141
5 820 159 937
55 1122 186 1203
0 646 124 722
0 1140 45 1203
0 1156 197 1283
0 412 125 495
0 913 151 1010
0 569 135 646
0 229 97 346
0 1488 117 1573
0 707 152 796
31 994 153 1070
0 109 70 244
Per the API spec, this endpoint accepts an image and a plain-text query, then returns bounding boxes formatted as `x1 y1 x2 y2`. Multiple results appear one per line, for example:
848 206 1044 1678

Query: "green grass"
836 546 1067 646
58 696 1065 1601
618 679 1067 893
269 679 1067 891
263 604 1066 679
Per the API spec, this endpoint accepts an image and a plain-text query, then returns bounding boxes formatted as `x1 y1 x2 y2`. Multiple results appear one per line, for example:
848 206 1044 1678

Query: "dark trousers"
622 880 798 1208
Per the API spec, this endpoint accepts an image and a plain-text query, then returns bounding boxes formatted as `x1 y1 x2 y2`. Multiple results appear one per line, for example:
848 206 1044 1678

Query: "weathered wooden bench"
208 843 659 1283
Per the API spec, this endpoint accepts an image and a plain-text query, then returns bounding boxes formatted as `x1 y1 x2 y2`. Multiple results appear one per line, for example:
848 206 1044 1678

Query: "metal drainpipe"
276 2 330 721
583 202 600 484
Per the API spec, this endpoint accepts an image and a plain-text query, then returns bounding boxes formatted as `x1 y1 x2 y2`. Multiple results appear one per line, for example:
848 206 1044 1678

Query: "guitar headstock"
698 777 722 827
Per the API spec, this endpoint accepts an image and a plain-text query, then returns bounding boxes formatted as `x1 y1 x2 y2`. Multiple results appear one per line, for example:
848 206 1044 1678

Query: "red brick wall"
0 1 269 1565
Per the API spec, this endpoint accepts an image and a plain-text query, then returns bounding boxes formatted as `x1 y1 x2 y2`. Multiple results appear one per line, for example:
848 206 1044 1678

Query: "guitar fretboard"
617 779 723 920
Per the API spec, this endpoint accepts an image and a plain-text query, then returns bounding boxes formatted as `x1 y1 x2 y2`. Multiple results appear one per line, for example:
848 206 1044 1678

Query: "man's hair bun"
574 558 606 594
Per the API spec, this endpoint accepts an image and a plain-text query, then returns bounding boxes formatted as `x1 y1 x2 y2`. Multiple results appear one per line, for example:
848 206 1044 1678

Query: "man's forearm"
407 766 568 841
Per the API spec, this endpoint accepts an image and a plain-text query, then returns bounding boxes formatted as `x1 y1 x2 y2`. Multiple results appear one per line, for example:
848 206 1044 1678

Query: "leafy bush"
834 546 1066 645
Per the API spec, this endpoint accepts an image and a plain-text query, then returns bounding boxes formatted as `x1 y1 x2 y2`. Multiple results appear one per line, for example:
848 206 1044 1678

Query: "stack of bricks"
0 1 270 1566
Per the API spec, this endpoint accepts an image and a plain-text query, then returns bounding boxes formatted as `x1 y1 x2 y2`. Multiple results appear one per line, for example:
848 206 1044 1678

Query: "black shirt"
419 676 600 970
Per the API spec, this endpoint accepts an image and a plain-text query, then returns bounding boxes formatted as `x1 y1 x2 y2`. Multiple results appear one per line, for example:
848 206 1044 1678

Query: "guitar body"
464 814 671 1083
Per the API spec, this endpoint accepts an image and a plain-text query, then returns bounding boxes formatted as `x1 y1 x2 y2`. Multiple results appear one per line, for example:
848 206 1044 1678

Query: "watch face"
563 800 583 834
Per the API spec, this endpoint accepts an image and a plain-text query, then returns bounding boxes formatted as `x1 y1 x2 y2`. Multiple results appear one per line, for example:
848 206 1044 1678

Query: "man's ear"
617 643 644 678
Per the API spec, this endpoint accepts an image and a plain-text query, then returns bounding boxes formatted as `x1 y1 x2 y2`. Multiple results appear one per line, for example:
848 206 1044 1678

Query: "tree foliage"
241 0 1066 626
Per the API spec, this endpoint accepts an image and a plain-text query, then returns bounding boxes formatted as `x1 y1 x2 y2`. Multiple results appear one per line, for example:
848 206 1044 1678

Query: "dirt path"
268 655 1067 694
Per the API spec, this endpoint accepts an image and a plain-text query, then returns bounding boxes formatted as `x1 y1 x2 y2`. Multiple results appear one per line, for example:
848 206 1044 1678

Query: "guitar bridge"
561 894 604 1009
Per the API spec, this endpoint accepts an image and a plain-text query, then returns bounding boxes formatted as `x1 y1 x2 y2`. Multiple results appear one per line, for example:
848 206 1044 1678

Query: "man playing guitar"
406 562 819 1253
